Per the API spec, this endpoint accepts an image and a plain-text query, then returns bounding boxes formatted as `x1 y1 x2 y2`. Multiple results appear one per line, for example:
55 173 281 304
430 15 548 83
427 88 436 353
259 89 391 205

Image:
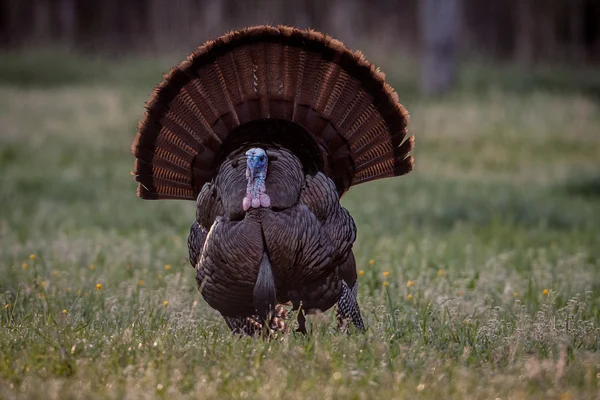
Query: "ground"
0 52 599 399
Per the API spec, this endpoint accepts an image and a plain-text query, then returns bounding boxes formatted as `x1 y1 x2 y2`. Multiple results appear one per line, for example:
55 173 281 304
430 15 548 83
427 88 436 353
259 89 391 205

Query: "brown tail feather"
353 155 415 186
131 25 414 200
355 135 415 171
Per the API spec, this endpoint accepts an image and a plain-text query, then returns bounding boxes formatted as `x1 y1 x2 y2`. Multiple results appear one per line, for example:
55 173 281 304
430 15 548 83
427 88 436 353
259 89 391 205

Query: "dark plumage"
132 25 415 335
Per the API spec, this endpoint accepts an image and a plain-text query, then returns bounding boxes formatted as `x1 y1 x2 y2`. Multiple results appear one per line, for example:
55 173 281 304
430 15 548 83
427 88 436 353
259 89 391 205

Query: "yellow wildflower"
407 280 415 287
358 270 364 276
29 254 36 261
89 264 95 271
513 292 519 298
383 271 390 278
407 294 413 300
4 304 9 309
96 283 103 291
383 281 389 287
40 281 46 288
437 269 445 277
163 301 169 307
62 309 68 315
164 264 172 271
368 259 375 266
52 270 59 277
22 263 28 269
66 288 71 293
543 289 549 296
138 280 144 286
157 274 163 280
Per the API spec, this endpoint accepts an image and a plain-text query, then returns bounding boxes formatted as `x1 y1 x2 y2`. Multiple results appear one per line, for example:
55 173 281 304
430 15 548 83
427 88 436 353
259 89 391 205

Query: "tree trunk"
419 0 462 96
537 1 557 62
515 0 535 66
569 0 585 63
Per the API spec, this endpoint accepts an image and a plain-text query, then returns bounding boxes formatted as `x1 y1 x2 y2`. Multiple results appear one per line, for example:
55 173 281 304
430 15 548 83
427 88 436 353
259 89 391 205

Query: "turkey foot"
225 304 290 336
296 310 307 334
268 304 289 332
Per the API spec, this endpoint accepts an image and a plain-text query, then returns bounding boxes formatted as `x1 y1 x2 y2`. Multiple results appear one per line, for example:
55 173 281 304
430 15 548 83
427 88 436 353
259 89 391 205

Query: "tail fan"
131 25 414 200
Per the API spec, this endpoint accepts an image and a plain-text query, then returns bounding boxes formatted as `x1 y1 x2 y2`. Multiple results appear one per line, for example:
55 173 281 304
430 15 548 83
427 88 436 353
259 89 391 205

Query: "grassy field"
0 52 599 399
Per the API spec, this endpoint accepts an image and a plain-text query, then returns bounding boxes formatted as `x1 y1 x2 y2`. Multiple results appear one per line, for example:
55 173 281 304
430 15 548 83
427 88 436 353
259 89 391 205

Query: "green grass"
0 52 599 399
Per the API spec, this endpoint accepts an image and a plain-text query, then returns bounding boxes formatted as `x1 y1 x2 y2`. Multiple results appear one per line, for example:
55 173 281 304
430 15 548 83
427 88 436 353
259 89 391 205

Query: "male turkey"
131 25 414 335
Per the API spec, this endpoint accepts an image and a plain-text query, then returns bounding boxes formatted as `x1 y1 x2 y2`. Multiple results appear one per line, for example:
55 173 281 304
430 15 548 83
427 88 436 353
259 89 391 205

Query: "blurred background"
1 2 600 397
1 0 599 95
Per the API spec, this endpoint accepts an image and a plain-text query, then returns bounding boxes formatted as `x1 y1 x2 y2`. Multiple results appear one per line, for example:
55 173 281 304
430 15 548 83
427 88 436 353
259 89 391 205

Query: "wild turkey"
131 25 414 335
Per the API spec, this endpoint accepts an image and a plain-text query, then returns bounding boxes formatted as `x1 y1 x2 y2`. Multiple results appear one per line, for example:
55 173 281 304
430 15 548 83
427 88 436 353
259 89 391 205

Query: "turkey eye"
259 156 265 162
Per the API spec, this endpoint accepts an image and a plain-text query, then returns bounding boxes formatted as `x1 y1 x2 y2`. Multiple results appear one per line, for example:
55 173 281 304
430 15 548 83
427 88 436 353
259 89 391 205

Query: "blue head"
243 148 271 210
245 148 268 182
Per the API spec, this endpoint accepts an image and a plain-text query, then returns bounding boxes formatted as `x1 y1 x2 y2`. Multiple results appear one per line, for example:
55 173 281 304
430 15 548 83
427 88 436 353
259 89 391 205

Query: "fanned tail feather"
131 25 414 200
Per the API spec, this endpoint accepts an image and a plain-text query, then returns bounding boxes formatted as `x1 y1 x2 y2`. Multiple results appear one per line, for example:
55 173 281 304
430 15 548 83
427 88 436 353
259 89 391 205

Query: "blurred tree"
419 0 462 96
569 0 585 62
515 0 534 67
0 0 11 47
329 0 362 45
0 0 597 66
